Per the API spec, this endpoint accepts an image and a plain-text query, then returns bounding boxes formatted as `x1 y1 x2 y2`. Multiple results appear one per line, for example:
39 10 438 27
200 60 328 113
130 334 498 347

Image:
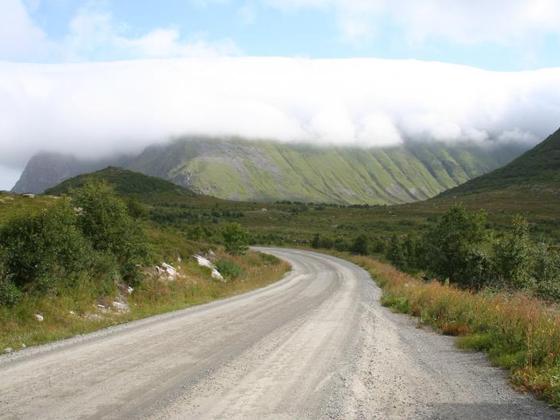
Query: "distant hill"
15 137 527 205
45 166 195 197
441 127 560 197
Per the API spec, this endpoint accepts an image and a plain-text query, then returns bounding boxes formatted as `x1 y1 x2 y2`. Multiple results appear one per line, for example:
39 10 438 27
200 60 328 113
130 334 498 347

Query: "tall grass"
0 250 289 351
351 255 560 408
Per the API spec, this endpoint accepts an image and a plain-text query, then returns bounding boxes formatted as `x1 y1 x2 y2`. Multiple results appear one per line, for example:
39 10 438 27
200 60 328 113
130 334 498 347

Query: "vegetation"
349 255 560 407
381 206 560 300
0 181 288 350
222 223 249 255
0 249 288 351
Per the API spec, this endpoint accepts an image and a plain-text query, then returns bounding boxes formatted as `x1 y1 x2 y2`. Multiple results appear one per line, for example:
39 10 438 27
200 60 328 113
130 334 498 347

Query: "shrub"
311 233 321 249
71 181 149 284
0 279 21 306
492 216 534 289
222 223 249 255
334 237 348 252
215 259 244 280
0 200 94 292
533 243 560 300
386 235 406 270
351 234 369 255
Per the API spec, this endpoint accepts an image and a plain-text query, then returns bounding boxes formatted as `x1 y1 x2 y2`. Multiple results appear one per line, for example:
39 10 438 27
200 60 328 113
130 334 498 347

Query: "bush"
351 234 369 255
311 233 321 249
0 200 94 292
215 259 244 280
71 181 149 284
492 216 534 289
533 243 560 300
0 279 21 306
222 223 249 255
386 235 407 270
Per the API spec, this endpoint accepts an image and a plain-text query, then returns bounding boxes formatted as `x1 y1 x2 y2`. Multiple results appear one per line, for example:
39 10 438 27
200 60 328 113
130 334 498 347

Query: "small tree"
351 234 369 255
222 223 249 255
423 206 488 287
492 216 534 289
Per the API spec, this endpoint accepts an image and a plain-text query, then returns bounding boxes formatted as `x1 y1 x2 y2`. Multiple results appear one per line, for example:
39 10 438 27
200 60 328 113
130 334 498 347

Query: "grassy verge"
346 254 560 408
0 250 289 352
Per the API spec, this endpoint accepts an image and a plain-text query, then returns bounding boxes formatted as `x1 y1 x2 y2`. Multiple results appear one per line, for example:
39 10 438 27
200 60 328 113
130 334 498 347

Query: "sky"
1 0 560 189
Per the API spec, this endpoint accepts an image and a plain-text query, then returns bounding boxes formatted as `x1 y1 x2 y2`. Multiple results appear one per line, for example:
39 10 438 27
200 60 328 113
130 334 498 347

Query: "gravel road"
0 248 557 419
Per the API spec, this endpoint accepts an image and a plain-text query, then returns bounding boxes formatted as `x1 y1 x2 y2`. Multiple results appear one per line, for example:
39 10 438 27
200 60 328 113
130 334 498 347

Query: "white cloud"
0 57 559 170
0 0 240 62
64 6 241 60
0 0 51 60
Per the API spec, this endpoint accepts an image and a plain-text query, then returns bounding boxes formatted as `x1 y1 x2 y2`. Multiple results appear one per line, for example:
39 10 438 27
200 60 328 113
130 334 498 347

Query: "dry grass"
350 255 560 408
0 250 289 352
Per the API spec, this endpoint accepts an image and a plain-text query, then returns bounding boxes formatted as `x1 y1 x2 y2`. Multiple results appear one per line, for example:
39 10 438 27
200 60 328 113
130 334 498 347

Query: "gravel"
0 248 556 419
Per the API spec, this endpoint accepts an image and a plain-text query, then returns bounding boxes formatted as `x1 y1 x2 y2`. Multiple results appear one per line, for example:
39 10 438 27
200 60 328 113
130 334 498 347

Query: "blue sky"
4 0 560 70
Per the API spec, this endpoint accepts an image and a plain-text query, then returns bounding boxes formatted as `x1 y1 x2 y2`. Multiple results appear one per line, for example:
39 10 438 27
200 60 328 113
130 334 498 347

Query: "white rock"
4 347 13 354
69 310 76 315
112 301 129 312
21 343 26 349
127 286 134 294
34 314 44 322
211 269 224 281
194 255 213 269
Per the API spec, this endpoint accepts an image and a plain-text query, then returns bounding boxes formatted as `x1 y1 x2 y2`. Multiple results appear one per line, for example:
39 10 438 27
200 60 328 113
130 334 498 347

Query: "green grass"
0 249 289 351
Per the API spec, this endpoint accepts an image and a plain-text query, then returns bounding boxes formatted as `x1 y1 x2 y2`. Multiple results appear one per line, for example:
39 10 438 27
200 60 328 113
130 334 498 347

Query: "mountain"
12 152 132 194
14 137 527 205
45 166 195 197
441 127 560 197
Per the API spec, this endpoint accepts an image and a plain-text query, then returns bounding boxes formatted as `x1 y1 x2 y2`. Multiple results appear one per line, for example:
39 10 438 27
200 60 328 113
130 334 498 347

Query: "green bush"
492 216 534 289
71 181 150 284
215 259 244 280
533 243 560 300
351 234 369 255
0 279 21 306
0 200 94 292
222 223 249 255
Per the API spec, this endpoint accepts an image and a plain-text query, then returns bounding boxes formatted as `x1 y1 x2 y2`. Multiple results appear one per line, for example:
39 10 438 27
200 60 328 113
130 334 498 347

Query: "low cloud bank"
1 57 559 168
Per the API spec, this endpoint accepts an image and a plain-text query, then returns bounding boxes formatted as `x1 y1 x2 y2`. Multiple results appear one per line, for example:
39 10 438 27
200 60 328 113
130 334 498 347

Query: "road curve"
0 248 556 419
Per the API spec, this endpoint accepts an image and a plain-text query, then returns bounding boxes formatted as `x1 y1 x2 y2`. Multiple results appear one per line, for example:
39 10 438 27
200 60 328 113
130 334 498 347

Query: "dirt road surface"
0 248 556 419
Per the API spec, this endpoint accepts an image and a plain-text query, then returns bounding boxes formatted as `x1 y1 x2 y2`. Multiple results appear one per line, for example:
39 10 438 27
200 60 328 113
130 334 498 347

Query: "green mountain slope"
441 127 560 197
45 167 194 197
15 138 526 204
128 138 524 204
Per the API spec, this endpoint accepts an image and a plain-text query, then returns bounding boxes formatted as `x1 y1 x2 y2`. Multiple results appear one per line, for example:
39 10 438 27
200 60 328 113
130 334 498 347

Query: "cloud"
1 57 559 171
263 0 560 44
0 0 241 62
64 6 241 60
0 0 51 60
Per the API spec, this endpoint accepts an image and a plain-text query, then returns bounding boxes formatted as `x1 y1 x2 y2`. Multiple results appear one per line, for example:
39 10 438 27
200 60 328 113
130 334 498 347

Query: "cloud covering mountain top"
1 57 559 170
